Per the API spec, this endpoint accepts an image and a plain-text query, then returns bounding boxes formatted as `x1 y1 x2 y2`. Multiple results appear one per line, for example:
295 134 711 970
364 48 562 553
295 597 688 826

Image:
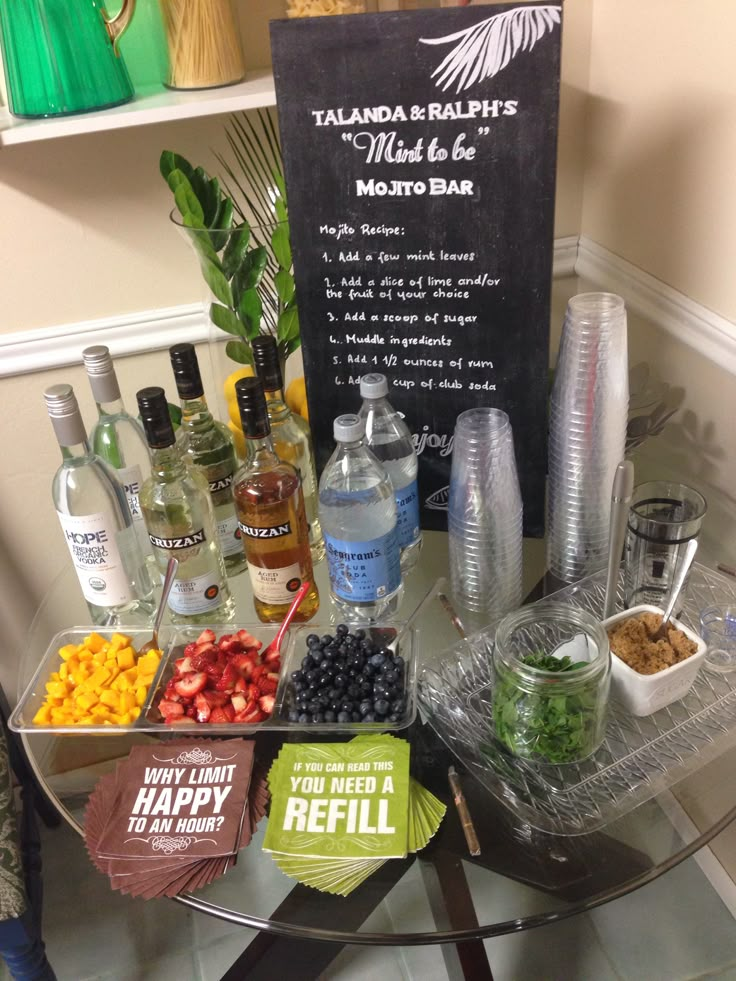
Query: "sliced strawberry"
221 703 235 722
194 640 217 657
183 642 198 658
209 704 236 724
174 656 193 675
202 690 229 708
174 671 208 699
237 629 262 651
234 677 247 693
231 652 258 674
258 694 275 715
246 683 260 702
231 693 247 713
234 707 266 723
158 699 184 721
196 629 216 645
214 662 238 692
163 681 181 701
185 703 197 719
194 692 211 723
257 677 278 696
263 649 281 668
250 664 267 683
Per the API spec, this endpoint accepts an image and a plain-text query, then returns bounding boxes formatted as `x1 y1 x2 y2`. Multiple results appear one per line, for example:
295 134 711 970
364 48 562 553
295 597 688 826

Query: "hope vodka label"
57 511 134 607
116 464 144 523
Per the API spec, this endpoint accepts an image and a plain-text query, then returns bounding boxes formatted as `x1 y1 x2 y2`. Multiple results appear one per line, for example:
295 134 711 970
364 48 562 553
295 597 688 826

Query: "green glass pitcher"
0 0 136 118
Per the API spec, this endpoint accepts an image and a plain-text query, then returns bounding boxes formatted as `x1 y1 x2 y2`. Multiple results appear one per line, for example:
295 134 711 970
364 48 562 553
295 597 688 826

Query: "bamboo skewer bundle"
159 0 245 89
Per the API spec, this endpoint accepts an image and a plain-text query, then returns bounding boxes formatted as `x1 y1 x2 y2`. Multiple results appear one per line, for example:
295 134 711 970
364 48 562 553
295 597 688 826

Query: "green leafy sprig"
160 148 299 368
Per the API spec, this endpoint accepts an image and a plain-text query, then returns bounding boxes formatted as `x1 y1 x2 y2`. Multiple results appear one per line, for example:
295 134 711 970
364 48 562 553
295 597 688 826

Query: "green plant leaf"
273 170 287 200
274 196 288 223
277 304 299 343
234 246 268 299
202 259 233 306
210 302 245 337
274 268 295 305
160 151 194 183
187 167 216 225
225 340 253 365
222 222 251 280
271 224 292 270
183 214 221 266
238 288 262 339
172 179 204 225
210 198 234 252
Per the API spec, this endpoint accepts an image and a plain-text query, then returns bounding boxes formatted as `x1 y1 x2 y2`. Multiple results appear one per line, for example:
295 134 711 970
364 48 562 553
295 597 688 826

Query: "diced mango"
99 690 119 709
58 644 78 661
45 681 68 700
59 663 69 681
32 706 51 725
76 691 99 711
87 667 111 688
135 686 148 707
116 647 136 670
84 632 107 654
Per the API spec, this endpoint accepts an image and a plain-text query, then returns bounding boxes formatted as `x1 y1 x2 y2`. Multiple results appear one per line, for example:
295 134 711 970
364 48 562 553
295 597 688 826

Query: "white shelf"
0 69 276 147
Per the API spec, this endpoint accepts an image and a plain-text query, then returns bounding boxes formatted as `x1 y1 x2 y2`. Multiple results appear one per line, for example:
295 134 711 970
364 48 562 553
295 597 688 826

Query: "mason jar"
492 604 611 764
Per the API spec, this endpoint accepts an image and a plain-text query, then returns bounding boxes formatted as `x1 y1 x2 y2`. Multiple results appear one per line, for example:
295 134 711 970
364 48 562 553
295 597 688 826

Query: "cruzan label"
238 521 292 539
208 473 234 494
149 528 206 549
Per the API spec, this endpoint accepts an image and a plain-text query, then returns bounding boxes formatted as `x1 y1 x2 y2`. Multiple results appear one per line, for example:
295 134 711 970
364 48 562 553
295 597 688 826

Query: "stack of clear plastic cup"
547 293 629 583
448 408 523 616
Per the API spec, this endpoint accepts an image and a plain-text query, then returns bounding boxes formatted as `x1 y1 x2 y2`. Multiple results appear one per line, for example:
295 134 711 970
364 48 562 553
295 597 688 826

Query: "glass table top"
18 531 736 944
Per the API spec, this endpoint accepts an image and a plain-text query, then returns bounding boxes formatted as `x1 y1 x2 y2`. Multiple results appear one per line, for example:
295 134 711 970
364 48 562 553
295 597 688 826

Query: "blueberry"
318 694 330 707
374 699 389 716
311 649 324 664
292 670 304 683
341 701 354 713
321 634 334 646
354 628 366 640
326 688 338 700
388 713 400 723
347 684 361 698
334 674 347 688
298 712 311 723
391 698 405 712
288 709 300 722
313 712 325 723
324 711 336 723
330 700 342 712
370 652 386 668
363 712 376 722
307 683 318 695
337 711 351 723
382 670 398 684
360 681 372 695
393 655 405 669
336 623 349 636
359 699 373 715
306 669 318 682
301 655 313 671
306 634 320 647
351 712 361 722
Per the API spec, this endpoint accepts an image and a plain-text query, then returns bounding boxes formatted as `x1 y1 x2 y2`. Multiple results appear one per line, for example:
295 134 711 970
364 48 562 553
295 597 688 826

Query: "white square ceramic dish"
602 604 708 717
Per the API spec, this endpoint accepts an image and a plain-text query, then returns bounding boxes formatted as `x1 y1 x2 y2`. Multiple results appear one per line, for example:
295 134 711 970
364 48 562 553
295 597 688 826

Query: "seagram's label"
395 478 421 549
324 528 401 603
57 511 135 608
238 521 292 540
149 528 206 550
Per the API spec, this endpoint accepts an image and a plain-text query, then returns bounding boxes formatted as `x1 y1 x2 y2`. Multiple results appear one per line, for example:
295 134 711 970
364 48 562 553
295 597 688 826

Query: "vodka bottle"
359 373 422 574
169 343 246 577
45 384 155 626
232 376 319 624
319 414 402 621
251 335 324 564
82 345 155 568
137 386 234 625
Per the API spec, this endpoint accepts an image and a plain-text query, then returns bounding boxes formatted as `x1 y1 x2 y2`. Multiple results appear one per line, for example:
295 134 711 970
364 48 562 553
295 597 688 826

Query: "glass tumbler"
492 604 610 764
624 481 707 609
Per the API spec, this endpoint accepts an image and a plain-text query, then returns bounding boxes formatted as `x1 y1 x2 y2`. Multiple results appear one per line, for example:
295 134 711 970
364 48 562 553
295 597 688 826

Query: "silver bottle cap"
334 413 365 443
44 384 87 446
83 345 121 403
360 373 389 399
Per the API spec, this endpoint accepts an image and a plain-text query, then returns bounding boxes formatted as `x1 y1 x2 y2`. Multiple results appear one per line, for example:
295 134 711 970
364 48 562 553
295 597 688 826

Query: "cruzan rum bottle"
137 386 234 625
232 376 319 623
169 342 246 577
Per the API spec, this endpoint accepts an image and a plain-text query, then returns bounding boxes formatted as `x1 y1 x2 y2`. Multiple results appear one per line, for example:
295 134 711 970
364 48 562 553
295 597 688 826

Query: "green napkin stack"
263 734 446 896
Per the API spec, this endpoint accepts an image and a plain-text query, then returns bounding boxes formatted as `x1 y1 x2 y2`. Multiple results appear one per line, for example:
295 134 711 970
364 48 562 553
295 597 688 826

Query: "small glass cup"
624 481 707 610
701 606 736 672
492 604 610 764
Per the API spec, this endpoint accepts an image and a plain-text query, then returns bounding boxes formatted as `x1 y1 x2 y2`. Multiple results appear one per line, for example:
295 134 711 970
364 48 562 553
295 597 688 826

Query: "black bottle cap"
169 343 204 399
137 386 176 448
235 376 271 439
251 335 283 392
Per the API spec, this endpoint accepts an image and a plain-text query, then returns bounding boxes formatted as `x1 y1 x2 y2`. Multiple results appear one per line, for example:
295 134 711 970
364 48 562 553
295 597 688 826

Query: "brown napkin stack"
84 739 268 899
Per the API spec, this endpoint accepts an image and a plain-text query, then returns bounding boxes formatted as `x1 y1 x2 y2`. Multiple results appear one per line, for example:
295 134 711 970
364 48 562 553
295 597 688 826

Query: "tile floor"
3 815 736 981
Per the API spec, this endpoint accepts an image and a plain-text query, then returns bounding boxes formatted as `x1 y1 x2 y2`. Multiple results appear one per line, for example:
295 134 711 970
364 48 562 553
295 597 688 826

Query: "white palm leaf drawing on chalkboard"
419 5 561 94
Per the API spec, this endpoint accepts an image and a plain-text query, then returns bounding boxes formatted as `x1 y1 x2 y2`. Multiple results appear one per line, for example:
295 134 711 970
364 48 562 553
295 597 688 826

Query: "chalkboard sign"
271 4 562 536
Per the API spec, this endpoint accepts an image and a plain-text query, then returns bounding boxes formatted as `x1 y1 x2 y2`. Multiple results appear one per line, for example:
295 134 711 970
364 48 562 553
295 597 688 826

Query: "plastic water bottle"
359 374 422 573
319 414 403 621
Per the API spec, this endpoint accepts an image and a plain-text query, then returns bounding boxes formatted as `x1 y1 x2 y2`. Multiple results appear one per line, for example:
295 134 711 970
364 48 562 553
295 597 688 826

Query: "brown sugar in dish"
607 612 698 675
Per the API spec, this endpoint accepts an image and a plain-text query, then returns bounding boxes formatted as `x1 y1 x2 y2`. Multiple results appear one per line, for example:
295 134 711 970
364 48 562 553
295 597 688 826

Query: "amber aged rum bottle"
232 376 319 623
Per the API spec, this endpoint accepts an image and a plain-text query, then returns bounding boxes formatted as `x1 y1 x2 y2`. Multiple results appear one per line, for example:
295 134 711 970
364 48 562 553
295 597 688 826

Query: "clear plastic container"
491 604 611 764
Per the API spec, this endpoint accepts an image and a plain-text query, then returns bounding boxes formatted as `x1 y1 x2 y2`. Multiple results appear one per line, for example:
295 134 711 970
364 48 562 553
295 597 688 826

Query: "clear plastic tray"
419 563 736 835
11 622 416 736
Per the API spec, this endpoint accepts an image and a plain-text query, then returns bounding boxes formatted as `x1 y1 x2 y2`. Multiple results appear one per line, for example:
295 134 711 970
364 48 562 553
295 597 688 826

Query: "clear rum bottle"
169 343 247 577
45 384 155 626
137 386 234 625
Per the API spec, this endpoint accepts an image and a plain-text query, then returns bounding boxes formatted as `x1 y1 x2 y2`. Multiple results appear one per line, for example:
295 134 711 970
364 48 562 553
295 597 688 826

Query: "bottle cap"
44 383 87 447
251 335 283 392
136 387 176 448
169 343 204 400
82 345 121 404
334 413 365 443
360 373 389 399
235 376 271 439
